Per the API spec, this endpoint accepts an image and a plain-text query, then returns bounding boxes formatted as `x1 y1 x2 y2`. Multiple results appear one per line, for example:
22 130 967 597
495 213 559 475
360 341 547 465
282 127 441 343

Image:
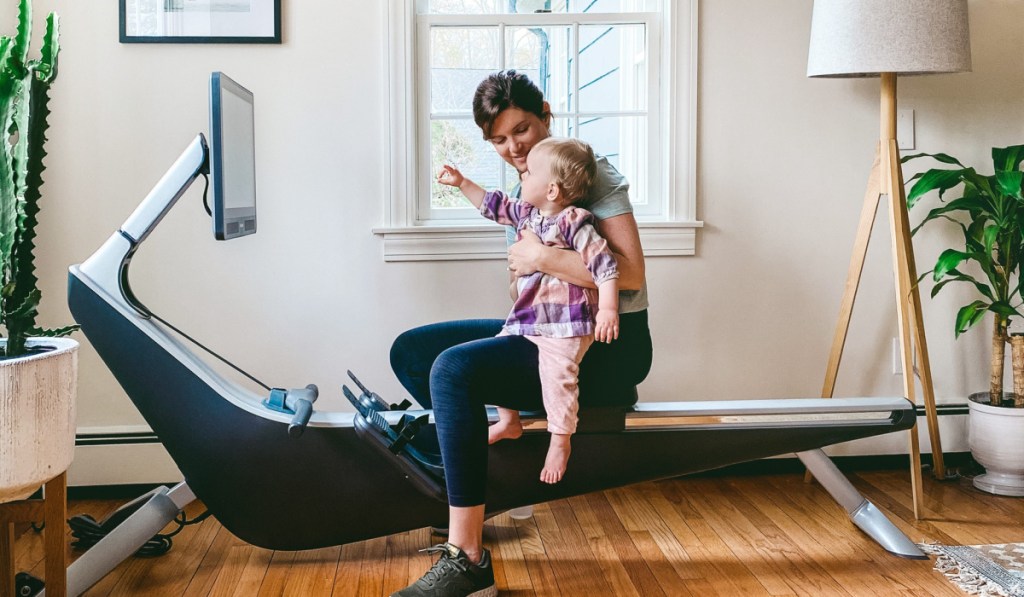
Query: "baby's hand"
437 165 464 188
595 309 619 344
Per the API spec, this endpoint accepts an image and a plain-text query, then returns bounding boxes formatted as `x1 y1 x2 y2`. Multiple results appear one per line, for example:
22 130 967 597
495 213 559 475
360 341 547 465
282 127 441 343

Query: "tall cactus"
0 0 74 357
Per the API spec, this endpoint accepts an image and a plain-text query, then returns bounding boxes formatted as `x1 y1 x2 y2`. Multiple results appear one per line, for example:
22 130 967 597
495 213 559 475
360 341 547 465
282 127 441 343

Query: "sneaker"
391 542 496 597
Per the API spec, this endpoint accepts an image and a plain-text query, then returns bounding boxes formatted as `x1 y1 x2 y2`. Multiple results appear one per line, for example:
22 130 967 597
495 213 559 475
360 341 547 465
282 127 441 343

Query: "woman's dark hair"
472 70 549 139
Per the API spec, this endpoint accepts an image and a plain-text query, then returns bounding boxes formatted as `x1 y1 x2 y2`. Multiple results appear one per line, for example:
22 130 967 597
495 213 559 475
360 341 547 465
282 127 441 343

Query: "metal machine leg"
797 449 925 559
42 482 196 596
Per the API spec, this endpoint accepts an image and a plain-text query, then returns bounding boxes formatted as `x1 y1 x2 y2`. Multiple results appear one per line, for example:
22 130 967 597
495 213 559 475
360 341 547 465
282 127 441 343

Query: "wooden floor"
11 469 1024 596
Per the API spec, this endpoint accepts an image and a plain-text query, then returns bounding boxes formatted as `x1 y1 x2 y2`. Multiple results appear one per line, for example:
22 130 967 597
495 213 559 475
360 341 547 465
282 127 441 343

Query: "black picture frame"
119 0 281 44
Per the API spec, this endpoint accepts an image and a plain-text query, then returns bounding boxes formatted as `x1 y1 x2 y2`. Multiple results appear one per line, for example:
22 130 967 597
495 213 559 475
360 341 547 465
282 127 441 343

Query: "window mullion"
499 21 508 198
572 21 579 138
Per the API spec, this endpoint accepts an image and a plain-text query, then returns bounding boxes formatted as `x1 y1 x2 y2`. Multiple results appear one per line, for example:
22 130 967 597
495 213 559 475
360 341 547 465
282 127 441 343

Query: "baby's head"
522 137 597 210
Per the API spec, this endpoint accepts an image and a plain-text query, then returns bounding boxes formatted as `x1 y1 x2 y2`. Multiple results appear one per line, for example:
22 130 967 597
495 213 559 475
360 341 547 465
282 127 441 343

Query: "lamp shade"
807 0 972 78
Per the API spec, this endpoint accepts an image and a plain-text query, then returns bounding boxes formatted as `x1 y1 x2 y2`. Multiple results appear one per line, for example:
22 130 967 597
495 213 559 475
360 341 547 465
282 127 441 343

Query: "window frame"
375 0 701 261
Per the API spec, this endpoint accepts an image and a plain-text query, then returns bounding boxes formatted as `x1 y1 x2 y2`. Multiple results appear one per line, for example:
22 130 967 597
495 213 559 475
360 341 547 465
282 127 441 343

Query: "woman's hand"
508 229 548 276
437 165 465 188
595 309 619 344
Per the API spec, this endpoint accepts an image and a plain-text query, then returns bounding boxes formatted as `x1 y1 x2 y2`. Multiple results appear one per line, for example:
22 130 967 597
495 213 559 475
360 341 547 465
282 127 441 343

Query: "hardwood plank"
408 528 435 592
565 494 641 597
332 540 366 596
381 531 414 597
682 478 818 596
584 491 667 597
207 545 272 597
354 537 387 597
627 530 693 597
650 482 773 596
513 507 562 595
256 549 297 596
180 518 246 597
489 514 535 595
280 546 341 597
530 498 612 595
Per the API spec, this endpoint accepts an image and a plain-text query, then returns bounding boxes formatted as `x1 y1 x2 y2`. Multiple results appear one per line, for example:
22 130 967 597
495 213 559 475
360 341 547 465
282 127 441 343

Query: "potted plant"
0 0 78 504
906 143 1024 496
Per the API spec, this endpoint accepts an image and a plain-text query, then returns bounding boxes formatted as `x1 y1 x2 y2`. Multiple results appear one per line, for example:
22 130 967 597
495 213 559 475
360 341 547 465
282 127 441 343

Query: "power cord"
201 171 212 216
68 508 213 557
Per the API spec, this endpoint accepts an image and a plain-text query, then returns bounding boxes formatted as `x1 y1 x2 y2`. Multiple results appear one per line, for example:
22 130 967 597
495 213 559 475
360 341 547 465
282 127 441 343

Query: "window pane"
422 0 659 14
505 26 573 112
567 0 659 11
578 24 646 112
430 119 505 209
431 28 500 113
577 116 646 206
422 0 506 15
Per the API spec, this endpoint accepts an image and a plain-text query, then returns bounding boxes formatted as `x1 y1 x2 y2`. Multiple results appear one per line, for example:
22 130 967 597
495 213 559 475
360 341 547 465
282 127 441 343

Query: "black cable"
201 171 212 216
149 311 273 392
68 508 213 558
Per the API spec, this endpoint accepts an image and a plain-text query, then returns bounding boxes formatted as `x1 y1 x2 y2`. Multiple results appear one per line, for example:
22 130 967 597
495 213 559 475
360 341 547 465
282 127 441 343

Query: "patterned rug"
920 543 1024 596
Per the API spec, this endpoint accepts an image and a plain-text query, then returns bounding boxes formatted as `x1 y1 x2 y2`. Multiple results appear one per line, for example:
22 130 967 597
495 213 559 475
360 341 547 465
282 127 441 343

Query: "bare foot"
488 419 523 444
540 434 571 484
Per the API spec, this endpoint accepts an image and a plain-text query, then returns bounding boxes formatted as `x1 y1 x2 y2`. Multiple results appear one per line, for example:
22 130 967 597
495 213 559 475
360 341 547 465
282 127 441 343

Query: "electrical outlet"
893 337 917 375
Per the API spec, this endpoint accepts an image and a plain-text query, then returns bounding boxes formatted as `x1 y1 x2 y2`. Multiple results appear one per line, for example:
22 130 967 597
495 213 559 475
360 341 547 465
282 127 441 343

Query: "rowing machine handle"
287 384 319 438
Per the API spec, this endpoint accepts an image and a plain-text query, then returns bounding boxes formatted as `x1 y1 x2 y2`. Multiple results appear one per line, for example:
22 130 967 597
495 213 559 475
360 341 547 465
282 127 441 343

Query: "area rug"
919 543 1024 596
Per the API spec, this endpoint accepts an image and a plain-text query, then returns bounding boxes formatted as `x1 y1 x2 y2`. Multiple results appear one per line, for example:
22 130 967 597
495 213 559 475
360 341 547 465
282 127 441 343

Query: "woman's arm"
507 213 645 290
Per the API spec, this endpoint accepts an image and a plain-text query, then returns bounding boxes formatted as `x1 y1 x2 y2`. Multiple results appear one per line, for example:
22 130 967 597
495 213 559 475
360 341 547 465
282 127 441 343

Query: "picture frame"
119 0 282 44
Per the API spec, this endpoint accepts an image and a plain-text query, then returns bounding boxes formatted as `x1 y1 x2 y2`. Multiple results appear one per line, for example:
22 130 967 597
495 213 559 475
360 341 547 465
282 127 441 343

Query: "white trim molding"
374 221 703 262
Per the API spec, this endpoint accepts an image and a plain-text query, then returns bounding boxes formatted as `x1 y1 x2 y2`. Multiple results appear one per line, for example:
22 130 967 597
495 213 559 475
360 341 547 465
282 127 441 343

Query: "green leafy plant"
0 0 74 358
906 144 1024 407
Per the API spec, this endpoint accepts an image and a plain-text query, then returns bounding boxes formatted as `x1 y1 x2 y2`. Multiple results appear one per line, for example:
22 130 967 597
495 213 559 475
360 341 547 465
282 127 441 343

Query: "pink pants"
501 331 594 435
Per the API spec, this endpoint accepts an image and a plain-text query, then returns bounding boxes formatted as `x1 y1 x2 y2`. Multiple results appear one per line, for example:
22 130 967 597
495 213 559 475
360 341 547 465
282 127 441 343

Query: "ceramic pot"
968 392 1024 497
0 337 78 504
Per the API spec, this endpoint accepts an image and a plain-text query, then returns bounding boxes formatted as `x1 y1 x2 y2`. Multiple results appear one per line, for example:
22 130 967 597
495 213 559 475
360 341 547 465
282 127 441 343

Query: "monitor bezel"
210 72 257 241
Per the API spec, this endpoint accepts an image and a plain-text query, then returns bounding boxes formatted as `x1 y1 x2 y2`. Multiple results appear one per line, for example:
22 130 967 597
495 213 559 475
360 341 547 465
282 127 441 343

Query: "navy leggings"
389 311 652 506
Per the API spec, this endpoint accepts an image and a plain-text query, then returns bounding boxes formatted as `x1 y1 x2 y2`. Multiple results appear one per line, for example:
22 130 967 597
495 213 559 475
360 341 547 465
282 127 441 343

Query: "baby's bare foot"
488 419 523 444
540 435 572 484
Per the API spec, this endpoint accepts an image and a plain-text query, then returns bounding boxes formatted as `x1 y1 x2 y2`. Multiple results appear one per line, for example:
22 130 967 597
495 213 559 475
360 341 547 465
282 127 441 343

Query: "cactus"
0 0 74 357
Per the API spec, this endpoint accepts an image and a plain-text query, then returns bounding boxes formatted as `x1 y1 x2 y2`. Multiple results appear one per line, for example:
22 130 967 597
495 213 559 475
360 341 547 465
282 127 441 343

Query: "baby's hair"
533 137 597 205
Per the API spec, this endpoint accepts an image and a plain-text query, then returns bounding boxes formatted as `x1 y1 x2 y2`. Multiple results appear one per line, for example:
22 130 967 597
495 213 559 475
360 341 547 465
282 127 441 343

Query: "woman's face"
485 104 551 173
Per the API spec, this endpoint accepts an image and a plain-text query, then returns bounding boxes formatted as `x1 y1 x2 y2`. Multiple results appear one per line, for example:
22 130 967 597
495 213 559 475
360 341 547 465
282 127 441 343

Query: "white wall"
23 1 1024 482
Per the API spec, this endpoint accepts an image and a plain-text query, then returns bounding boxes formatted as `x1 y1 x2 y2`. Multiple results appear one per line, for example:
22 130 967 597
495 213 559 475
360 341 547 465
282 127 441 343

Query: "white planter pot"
0 337 78 504
968 392 1024 497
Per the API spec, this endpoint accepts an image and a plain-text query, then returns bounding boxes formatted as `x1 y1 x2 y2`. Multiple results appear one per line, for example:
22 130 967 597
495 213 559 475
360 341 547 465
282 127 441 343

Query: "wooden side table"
0 471 68 597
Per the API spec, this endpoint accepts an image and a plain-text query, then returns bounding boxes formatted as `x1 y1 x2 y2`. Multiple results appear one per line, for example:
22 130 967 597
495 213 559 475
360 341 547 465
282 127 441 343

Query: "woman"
390 70 652 597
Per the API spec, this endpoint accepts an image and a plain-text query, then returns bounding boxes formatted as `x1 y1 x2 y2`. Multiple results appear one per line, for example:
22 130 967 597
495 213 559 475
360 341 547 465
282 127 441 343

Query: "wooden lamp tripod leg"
821 147 883 401
886 139 925 520
890 142 947 480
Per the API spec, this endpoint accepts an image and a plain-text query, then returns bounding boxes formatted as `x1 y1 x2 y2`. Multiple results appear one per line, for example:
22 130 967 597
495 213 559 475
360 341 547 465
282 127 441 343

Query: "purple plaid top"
481 190 619 338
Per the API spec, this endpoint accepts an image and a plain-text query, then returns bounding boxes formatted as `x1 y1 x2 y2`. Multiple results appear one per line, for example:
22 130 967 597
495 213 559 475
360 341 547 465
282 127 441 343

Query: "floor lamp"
806 0 972 519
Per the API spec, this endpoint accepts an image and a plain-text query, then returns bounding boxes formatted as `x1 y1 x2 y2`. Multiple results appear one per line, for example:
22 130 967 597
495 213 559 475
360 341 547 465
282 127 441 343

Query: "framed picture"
120 0 281 44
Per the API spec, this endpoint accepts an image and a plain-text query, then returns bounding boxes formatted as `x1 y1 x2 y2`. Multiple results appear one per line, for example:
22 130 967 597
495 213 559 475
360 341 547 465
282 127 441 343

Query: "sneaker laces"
418 544 470 586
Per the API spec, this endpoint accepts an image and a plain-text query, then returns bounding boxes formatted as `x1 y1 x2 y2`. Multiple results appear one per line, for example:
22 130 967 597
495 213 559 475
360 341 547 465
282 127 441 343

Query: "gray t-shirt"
506 156 649 314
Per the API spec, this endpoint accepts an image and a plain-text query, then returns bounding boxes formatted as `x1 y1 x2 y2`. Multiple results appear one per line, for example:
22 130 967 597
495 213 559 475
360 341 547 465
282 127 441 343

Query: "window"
376 0 700 261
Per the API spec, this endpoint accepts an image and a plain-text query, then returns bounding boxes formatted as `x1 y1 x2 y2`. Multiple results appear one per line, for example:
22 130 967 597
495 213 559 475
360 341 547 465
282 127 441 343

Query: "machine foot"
850 501 927 559
797 449 925 559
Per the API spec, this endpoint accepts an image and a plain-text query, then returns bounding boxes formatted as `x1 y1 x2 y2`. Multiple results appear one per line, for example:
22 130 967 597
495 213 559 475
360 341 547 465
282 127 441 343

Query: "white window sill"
372 221 704 262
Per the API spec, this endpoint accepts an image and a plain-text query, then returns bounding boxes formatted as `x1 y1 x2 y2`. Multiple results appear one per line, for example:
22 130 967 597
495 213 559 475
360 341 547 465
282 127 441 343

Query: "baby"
437 137 619 484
